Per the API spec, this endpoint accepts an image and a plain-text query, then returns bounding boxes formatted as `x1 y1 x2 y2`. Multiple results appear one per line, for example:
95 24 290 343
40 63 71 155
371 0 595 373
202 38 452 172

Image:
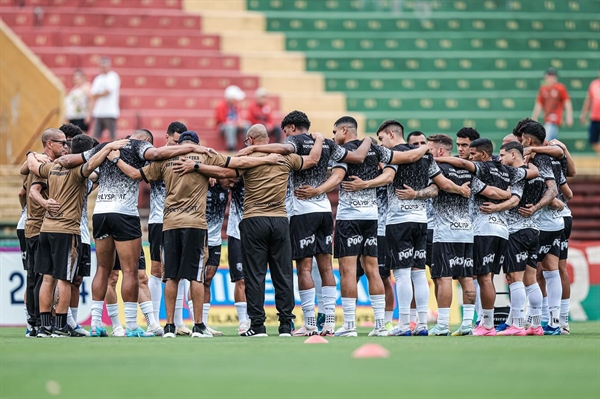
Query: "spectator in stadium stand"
90 57 121 141
247 88 282 143
531 68 573 141
215 85 249 152
580 68 600 155
64 69 92 133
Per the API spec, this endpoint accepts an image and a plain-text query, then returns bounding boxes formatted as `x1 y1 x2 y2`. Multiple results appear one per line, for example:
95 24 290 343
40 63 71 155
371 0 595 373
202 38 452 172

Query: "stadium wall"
0 21 64 165
1 241 599 326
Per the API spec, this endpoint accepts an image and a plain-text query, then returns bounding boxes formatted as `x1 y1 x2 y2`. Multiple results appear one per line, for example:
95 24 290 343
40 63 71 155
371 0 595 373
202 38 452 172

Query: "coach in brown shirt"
26 137 128 337
237 124 323 337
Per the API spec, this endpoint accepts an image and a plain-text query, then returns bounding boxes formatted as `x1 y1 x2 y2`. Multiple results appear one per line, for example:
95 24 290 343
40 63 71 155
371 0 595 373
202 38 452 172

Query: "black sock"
55 313 67 329
40 312 52 329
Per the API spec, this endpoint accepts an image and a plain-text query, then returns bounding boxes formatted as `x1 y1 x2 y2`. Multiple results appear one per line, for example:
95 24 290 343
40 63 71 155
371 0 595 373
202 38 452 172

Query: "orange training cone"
352 343 390 358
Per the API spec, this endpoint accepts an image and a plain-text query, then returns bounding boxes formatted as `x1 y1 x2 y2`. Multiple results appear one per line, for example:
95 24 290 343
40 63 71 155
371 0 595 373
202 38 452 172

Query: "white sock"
560 298 570 326
474 280 482 322
509 282 526 328
410 308 417 324
311 258 323 313
482 309 494 329
321 285 337 325
148 275 162 323
140 301 157 327
175 280 185 327
71 307 78 324
67 308 77 328
299 288 316 327
543 270 562 328
202 303 210 325
411 269 429 328
187 300 194 323
235 302 248 323
384 310 393 324
106 303 122 328
371 294 385 329
124 302 138 330
526 283 543 327
91 300 104 328
541 296 549 323
462 304 475 328
341 297 356 330
393 269 412 328
437 308 450 329
24 305 30 324
505 307 513 326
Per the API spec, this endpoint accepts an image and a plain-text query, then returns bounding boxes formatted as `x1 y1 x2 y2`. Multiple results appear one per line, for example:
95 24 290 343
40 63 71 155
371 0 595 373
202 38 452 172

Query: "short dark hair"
167 121 187 136
59 123 83 139
407 131 426 142
427 134 453 150
521 121 546 145
70 134 94 154
334 115 358 130
92 138 100 147
512 117 535 137
133 128 153 144
500 141 524 156
469 138 493 156
376 119 404 137
456 127 480 141
281 110 311 130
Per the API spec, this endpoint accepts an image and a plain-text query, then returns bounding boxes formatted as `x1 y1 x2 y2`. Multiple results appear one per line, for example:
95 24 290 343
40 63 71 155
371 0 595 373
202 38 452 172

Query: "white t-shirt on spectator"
91 70 120 118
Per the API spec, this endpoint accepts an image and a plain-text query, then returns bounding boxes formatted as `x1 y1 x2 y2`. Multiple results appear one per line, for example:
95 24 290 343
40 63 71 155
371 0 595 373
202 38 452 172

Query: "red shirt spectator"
215 85 249 151
532 68 573 127
247 88 282 143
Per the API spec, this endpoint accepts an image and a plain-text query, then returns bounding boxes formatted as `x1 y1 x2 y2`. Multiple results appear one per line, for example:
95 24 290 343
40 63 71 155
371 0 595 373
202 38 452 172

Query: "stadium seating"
247 0 600 153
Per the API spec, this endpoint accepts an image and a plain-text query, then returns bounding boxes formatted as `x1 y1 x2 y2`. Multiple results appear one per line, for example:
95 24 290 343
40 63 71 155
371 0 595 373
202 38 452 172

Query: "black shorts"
113 248 146 270
334 219 378 259
25 235 39 273
505 229 539 274
527 231 540 269
589 120 600 145
386 222 428 270
560 216 572 260
227 237 244 282
17 229 26 270
357 236 390 279
77 243 92 277
207 245 222 266
538 229 562 262
289 212 334 260
162 228 207 282
473 235 508 275
425 228 433 267
430 242 474 279
92 213 142 242
36 232 81 282
148 223 163 262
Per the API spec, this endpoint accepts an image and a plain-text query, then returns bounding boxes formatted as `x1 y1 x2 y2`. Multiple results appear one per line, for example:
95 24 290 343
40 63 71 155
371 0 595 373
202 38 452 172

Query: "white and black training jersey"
80 179 94 245
557 154 572 218
376 184 388 236
433 163 480 244
17 205 27 230
384 144 441 225
284 134 348 216
506 165 544 234
531 154 565 232
226 179 244 240
426 198 435 231
471 160 527 239
149 179 166 225
82 139 154 216
206 184 229 246
333 140 393 221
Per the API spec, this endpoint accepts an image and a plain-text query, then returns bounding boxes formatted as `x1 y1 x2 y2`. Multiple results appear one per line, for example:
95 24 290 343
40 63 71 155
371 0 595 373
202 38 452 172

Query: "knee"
236 279 245 290
138 272 148 285
108 273 119 288
72 276 83 288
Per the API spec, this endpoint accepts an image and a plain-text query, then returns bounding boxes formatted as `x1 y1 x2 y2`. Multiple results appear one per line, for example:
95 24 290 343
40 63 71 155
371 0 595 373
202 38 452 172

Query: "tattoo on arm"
414 185 438 200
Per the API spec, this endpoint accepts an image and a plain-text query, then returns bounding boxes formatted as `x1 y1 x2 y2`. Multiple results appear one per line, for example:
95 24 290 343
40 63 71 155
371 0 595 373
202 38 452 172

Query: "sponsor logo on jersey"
539 245 551 254
397 248 414 261
326 235 333 245
516 251 529 263
364 237 377 246
347 235 363 247
450 222 470 230
482 253 496 266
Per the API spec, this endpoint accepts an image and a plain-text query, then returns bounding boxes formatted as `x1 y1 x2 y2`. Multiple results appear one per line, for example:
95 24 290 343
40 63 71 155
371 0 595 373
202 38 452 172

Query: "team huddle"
17 110 574 338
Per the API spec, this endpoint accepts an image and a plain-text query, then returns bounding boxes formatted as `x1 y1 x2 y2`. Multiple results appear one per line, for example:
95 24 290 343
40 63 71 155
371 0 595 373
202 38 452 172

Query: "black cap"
178 131 199 144
545 67 557 76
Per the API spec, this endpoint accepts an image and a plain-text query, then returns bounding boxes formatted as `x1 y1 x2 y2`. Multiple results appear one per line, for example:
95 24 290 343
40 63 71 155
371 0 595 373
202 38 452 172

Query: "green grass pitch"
1 322 599 399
